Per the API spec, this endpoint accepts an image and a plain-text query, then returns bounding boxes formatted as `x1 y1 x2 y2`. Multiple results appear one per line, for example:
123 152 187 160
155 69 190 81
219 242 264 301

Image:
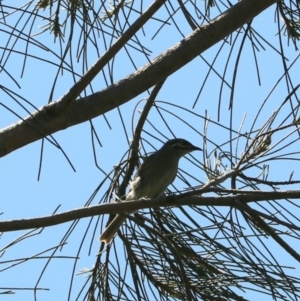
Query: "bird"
99 138 202 244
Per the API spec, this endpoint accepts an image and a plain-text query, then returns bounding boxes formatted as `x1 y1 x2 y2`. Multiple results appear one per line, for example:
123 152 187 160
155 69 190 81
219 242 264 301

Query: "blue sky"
1 1 300 300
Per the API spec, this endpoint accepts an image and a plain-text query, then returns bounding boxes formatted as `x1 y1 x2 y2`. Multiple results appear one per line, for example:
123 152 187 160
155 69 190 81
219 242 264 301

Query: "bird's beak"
193 145 202 151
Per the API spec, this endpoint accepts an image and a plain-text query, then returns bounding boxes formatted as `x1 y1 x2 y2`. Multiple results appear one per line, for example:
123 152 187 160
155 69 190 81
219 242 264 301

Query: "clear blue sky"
1 1 300 300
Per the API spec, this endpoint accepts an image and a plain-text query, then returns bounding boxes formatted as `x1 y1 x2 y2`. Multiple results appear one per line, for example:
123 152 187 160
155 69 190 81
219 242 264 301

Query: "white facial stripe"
172 141 191 149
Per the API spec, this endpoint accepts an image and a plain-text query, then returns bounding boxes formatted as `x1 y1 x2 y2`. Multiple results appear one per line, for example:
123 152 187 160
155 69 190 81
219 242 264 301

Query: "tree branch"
0 188 298 232
236 201 300 263
0 0 279 157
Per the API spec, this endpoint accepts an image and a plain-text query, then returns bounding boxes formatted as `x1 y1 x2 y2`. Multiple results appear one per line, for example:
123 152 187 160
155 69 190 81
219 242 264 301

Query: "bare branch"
1 188 300 232
0 0 278 157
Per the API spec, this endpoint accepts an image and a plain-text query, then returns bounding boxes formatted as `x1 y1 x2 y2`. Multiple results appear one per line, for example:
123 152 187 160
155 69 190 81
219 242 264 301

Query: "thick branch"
0 0 278 157
0 188 298 232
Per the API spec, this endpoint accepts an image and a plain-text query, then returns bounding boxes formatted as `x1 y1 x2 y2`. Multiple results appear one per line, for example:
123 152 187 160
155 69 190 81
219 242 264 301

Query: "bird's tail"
99 215 127 244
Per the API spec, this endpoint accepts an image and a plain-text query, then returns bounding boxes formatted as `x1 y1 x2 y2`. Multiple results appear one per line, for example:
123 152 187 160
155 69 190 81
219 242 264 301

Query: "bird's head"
161 138 202 157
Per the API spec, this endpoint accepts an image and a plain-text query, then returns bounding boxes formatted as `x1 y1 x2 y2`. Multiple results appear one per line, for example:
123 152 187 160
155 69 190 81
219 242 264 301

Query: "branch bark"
0 0 279 157
0 188 298 232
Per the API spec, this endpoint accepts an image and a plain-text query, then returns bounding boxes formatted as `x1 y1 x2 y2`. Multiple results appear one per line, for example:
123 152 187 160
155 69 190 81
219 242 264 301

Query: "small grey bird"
100 138 202 244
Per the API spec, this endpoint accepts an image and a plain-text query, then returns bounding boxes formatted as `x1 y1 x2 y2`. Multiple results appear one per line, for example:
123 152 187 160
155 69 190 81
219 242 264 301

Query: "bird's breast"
127 159 179 199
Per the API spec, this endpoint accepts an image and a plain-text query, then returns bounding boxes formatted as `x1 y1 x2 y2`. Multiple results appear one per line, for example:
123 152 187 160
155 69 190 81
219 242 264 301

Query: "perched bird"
100 138 202 244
